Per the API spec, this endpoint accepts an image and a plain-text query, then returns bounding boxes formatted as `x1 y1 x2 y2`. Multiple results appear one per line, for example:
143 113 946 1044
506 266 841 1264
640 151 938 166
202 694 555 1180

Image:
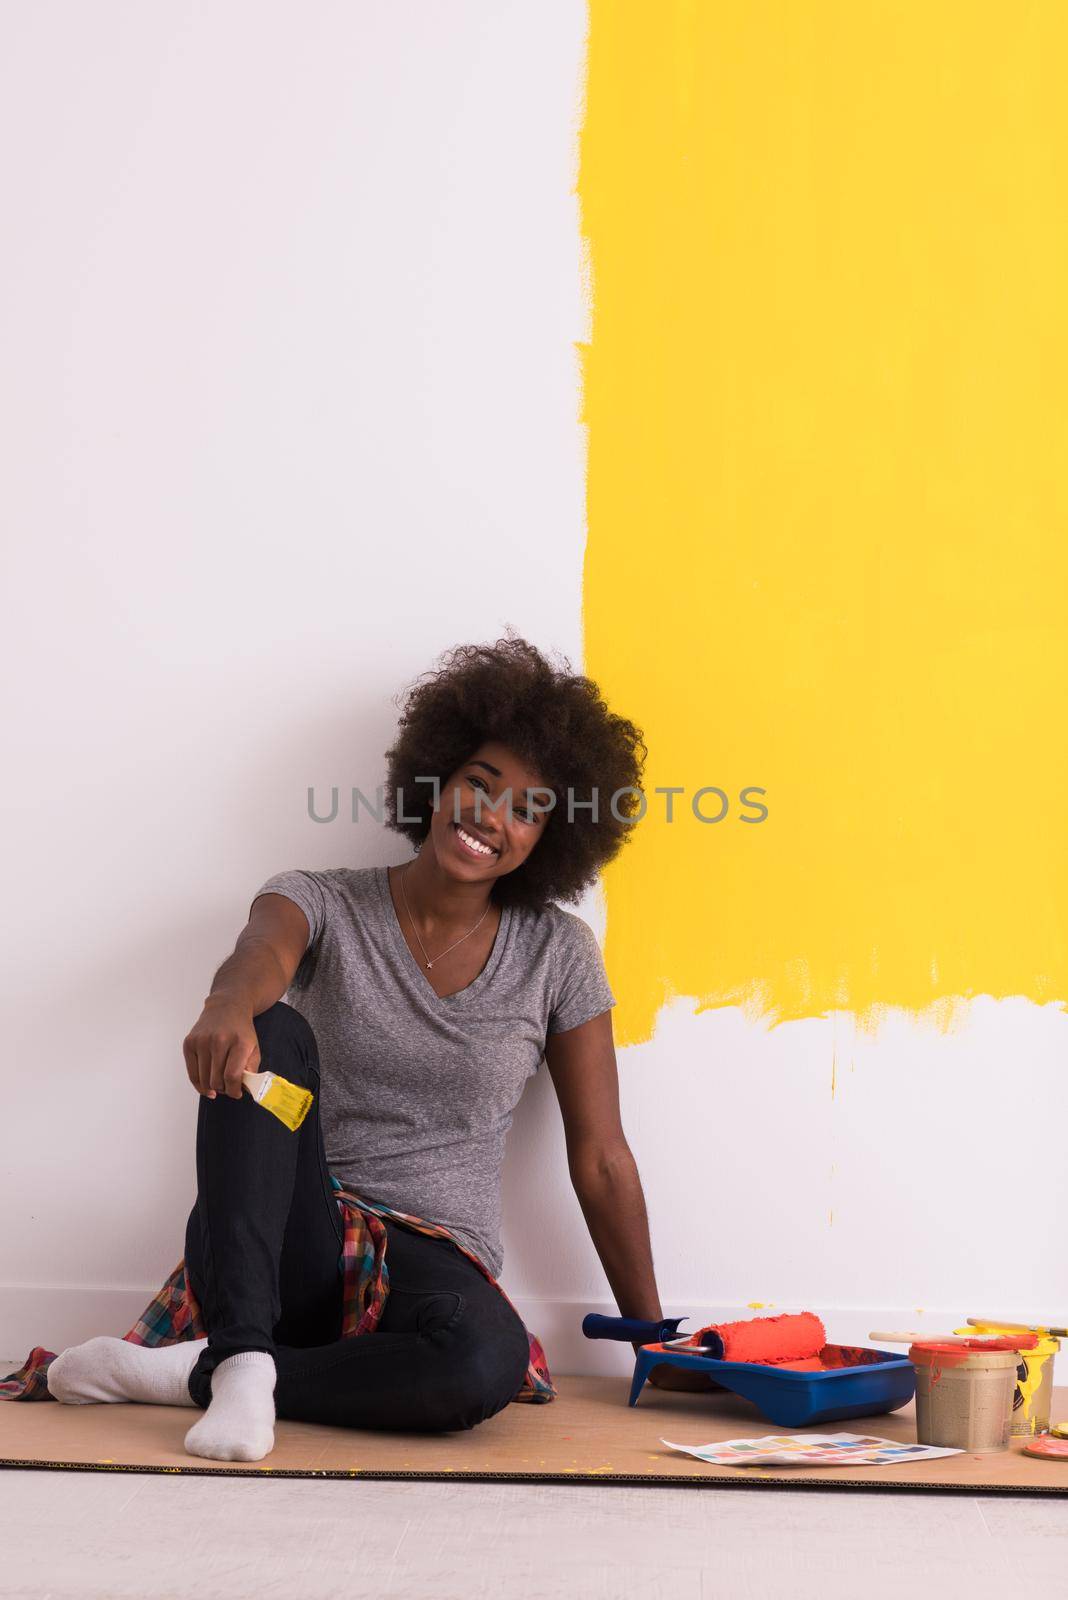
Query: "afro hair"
383 632 647 909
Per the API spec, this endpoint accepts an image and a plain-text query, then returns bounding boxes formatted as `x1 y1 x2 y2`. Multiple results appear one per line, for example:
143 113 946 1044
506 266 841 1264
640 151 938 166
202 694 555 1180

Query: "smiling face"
428 740 553 885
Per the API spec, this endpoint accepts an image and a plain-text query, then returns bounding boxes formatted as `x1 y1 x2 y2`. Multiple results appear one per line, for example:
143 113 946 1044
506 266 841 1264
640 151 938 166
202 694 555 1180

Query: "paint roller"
583 1310 828 1366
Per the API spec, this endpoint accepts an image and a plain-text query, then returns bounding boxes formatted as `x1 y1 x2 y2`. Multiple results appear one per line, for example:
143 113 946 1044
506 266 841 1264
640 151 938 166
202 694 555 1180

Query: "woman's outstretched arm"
182 893 310 1099
545 1010 662 1321
545 1009 714 1392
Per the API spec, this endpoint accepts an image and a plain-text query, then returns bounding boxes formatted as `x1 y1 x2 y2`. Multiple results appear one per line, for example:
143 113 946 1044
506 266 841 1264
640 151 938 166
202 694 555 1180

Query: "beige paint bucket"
910 1340 1021 1452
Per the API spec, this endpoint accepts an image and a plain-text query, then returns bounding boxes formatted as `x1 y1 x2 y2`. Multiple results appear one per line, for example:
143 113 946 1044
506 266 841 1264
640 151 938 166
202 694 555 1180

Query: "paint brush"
868 1330 975 1345
968 1316 1068 1338
241 1070 313 1132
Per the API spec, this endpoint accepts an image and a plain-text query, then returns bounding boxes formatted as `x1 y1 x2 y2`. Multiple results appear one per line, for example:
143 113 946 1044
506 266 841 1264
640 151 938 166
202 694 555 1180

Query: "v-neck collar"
375 864 512 1006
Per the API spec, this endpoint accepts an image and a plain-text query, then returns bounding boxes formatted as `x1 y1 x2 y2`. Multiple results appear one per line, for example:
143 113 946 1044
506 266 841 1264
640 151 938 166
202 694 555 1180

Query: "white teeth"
457 825 495 856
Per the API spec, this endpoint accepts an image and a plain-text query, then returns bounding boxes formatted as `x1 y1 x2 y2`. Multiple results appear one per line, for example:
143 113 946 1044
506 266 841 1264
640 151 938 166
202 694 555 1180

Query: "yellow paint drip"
1016 1350 1051 1420
579 0 1068 1043
955 1321 1060 1433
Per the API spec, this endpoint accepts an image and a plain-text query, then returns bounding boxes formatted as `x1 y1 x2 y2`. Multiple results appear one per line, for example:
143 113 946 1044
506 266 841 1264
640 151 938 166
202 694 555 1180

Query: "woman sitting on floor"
44 635 703 1462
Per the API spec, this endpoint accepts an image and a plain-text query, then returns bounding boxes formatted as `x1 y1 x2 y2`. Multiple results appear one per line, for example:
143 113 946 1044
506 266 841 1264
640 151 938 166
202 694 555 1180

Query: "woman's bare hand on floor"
644 1361 719 1392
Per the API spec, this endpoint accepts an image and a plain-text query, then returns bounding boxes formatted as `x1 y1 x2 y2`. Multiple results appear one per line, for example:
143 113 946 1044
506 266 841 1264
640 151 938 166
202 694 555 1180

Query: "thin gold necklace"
398 862 492 970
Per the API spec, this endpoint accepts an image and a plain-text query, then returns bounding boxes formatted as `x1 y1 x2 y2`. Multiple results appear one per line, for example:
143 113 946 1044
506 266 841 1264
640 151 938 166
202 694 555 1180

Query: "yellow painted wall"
579 1 1068 1044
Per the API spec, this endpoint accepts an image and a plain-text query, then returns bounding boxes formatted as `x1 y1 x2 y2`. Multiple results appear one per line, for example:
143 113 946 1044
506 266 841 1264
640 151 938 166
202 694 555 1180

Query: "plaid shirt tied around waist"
1 1175 556 1405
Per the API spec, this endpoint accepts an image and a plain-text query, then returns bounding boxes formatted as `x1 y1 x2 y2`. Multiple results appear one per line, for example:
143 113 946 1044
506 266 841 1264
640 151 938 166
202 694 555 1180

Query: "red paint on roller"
686 1311 827 1365
762 1356 826 1372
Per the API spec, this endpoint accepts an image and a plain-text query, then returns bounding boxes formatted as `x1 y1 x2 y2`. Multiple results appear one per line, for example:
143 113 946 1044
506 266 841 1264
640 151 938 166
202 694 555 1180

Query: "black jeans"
183 1001 531 1432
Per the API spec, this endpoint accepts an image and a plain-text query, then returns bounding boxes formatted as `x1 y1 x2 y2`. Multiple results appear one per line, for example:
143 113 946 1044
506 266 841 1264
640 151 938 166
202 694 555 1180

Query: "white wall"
2 1 1065 1376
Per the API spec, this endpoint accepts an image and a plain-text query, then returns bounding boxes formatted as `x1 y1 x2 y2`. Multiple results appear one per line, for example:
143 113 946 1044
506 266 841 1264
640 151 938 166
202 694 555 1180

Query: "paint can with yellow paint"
954 1321 1059 1437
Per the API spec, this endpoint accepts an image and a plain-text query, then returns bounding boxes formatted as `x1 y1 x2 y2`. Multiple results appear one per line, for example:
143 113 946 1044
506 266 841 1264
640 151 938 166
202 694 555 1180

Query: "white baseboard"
2 1284 996 1378
0 1285 160 1371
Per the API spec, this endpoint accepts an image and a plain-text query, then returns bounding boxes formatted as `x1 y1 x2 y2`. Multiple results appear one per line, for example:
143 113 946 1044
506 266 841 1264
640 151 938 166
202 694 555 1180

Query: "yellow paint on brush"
579 1 1068 1044
243 1071 313 1132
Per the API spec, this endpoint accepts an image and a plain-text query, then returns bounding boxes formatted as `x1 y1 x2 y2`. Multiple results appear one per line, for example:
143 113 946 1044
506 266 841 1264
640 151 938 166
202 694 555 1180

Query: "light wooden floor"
4 1462 1068 1599
3 1358 1066 1599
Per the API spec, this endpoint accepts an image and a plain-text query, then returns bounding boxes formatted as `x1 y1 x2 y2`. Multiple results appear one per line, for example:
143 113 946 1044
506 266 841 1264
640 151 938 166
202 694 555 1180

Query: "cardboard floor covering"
2 1376 1066 1494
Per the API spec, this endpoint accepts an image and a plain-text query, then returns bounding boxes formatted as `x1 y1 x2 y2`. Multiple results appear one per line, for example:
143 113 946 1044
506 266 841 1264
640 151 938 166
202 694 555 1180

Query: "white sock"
47 1335 206 1408
184 1351 276 1463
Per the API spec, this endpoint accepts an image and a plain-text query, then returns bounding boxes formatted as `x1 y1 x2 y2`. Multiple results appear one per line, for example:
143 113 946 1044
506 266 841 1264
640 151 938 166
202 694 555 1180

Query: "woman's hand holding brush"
183 997 313 1131
181 893 311 1099
183 997 261 1100
179 901 315 1131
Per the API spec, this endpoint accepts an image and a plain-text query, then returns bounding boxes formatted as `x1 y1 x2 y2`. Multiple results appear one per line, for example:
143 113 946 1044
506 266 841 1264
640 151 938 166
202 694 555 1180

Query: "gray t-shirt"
250 864 616 1277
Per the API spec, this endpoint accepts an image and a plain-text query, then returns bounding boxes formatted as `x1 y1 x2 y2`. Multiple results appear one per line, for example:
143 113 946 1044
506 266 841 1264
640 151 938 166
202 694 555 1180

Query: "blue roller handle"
582 1313 688 1343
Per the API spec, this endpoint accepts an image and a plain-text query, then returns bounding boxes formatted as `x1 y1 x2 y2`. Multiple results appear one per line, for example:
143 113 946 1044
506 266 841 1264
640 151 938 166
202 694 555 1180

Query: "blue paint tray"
630 1341 916 1428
